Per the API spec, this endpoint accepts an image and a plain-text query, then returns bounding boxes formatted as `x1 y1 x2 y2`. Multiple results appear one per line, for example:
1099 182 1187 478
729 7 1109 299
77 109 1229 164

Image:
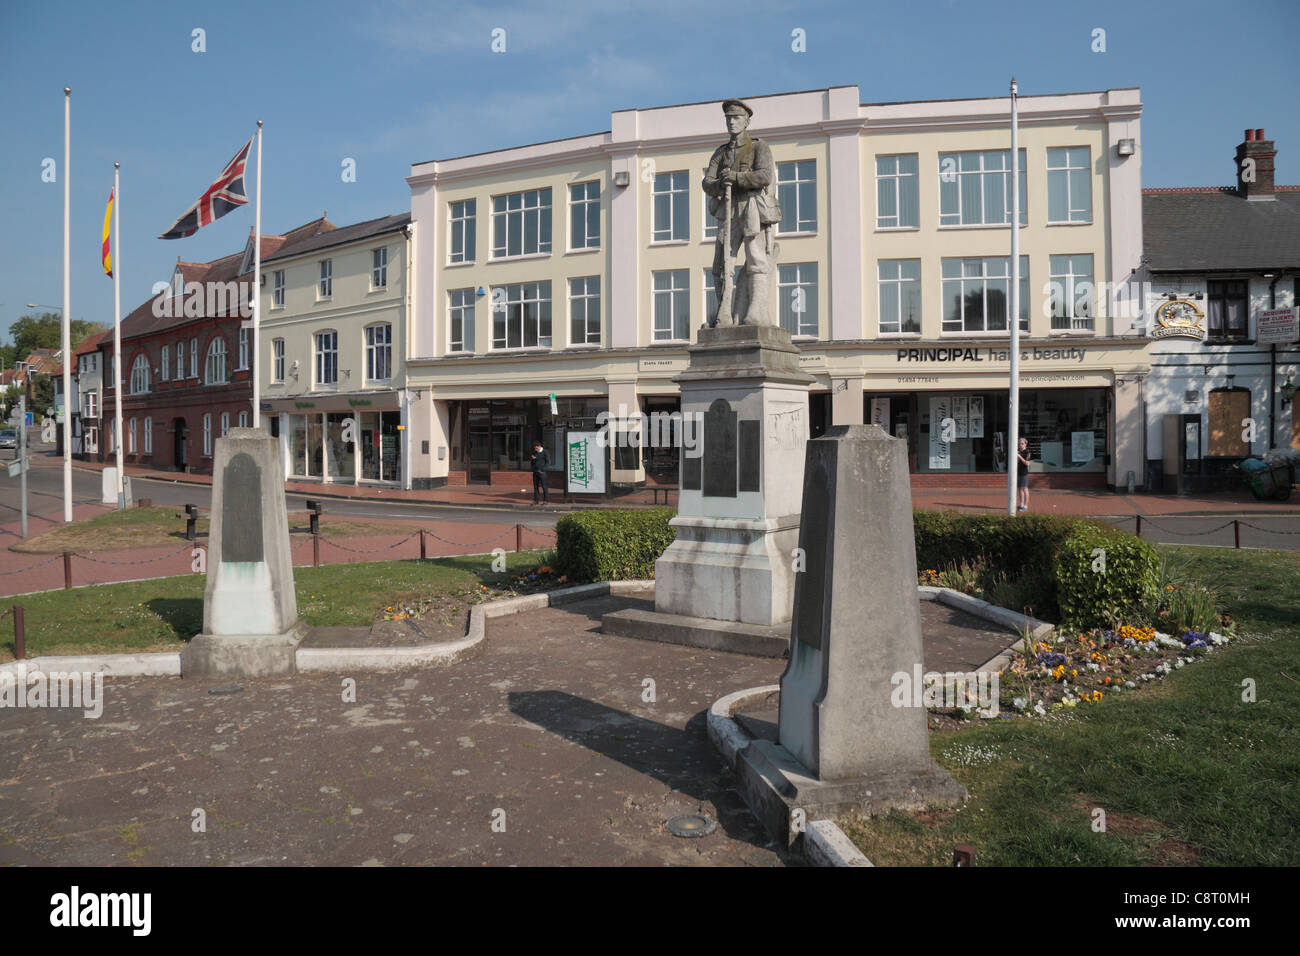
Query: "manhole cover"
208 684 244 695
666 813 716 838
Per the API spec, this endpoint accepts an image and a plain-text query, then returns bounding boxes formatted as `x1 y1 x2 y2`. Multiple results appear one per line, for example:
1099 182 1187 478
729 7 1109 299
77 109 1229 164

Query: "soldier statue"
702 98 781 327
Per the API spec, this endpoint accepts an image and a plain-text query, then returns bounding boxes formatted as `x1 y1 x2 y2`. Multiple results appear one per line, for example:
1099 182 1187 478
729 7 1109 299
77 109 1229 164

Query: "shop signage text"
1257 308 1299 345
897 347 1088 364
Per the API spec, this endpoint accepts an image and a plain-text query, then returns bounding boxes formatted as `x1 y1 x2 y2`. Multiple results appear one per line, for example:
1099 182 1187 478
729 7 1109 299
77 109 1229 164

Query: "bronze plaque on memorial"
221 453 265 563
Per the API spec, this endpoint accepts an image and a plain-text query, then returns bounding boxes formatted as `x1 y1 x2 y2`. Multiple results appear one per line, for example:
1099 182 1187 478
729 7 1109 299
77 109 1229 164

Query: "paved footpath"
0 505 555 599
0 591 1015 866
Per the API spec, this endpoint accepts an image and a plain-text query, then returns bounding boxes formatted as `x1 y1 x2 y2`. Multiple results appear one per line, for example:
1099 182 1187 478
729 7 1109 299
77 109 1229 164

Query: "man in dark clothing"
530 440 550 505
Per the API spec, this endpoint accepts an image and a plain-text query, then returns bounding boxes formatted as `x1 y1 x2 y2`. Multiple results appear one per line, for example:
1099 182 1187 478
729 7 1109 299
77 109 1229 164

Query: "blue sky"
1 0 1297 344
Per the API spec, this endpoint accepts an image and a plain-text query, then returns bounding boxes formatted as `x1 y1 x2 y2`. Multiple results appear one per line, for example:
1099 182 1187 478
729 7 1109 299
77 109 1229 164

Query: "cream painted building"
259 213 415 487
406 85 1148 490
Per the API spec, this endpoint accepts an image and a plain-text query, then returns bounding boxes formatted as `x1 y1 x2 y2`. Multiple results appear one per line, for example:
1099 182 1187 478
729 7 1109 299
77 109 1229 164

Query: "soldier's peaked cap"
721 98 753 117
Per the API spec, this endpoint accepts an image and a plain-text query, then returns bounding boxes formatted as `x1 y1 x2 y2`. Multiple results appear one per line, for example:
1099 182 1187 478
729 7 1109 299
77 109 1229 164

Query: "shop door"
468 403 491 483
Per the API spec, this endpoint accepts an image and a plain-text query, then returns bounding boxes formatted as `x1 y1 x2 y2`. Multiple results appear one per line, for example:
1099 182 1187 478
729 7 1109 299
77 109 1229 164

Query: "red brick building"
103 217 332 473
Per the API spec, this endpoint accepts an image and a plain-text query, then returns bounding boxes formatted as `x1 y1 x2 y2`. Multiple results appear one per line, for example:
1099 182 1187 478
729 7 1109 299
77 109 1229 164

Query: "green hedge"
555 508 676 581
1053 522 1161 629
913 509 1159 627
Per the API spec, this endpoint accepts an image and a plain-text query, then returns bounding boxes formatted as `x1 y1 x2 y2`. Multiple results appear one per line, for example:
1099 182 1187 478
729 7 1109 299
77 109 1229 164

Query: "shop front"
454 397 607 485
269 393 404 486
850 340 1147 489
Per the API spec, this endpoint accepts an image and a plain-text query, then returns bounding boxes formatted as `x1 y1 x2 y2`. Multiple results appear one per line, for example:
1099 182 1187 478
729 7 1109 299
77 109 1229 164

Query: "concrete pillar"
831 376 865 426
607 378 641 487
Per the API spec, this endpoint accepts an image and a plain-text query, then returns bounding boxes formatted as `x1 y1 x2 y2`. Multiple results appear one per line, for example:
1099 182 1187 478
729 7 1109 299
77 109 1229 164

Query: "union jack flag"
158 136 253 239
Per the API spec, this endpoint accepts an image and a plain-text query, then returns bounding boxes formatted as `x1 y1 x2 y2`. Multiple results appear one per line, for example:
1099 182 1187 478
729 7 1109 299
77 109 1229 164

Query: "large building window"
569 181 600 250
449 199 476 263
876 154 919 229
175 342 184 380
238 327 250 370
878 259 922 334
143 417 152 454
1048 254 1095 331
777 263 818 337
492 188 552 258
1047 147 1092 223
652 269 690 341
273 338 285 382
190 338 198 378
372 247 388 289
569 276 601 345
273 270 285 307
205 337 228 385
366 323 392 381
129 354 150 394
939 150 1027 226
777 160 817 234
318 259 333 299
942 256 1030 333
82 390 98 419
491 282 551 349
1207 279 1248 339
128 417 137 454
315 331 338 386
449 288 475 352
652 171 689 242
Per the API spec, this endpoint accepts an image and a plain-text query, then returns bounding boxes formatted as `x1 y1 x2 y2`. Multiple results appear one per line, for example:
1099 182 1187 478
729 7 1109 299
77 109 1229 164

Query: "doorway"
173 417 187 470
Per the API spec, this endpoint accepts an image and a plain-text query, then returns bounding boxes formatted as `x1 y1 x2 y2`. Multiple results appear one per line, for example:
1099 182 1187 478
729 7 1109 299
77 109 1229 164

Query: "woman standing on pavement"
1017 437 1031 512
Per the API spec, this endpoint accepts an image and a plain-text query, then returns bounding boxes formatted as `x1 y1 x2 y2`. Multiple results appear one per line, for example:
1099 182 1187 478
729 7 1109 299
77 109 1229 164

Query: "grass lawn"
840 544 1300 866
0 549 551 660
11 505 427 553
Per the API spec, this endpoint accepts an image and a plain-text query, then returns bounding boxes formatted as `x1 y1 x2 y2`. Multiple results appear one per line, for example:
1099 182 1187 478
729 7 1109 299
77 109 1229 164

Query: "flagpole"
114 162 124 506
1008 77 1021 517
252 120 262 429
62 87 72 523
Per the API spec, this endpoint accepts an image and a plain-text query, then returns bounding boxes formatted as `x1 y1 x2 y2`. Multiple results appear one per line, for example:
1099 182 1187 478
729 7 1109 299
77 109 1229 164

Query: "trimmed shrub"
1053 522 1160 630
555 508 676 581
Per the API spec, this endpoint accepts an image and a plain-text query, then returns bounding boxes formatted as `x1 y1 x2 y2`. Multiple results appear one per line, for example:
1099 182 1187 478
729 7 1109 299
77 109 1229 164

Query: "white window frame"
568 181 600 251
175 342 184 380
238 411 248 428
273 270 285 307
941 256 1030 334
939 150 1028 227
82 390 98 419
273 338 285 382
203 413 212 457
652 269 690 342
371 247 388 289
160 345 169 382
1049 254 1095 331
1047 147 1092 224
776 160 817 235
220 412 230 437
449 199 476 264
189 338 198 378
315 330 339 387
777 262 818 338
878 259 923 335
237 327 250 370
365 323 393 382
318 259 333 299
876 154 920 229
143 417 152 454
490 282 552 350
568 276 601 346
129 354 150 395
205 337 228 385
651 171 689 243
128 417 137 454
449 289 474 353
491 188 552 259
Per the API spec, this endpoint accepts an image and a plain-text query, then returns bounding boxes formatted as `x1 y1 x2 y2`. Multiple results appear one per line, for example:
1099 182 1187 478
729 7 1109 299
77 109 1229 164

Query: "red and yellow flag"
101 186 114 278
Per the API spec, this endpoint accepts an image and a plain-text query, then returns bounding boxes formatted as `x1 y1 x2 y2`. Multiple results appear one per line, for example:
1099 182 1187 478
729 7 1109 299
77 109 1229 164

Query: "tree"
32 375 54 415
5 312 106 365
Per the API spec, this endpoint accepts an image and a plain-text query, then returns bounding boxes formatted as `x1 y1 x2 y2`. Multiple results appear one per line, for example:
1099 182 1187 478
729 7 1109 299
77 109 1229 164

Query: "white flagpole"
252 120 262 428
1008 77 1021 517
114 162 124 506
62 87 72 523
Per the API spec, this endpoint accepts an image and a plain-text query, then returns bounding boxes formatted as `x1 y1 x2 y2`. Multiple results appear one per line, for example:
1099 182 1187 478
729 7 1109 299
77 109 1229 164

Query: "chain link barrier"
77 544 196 565
0 553 64 576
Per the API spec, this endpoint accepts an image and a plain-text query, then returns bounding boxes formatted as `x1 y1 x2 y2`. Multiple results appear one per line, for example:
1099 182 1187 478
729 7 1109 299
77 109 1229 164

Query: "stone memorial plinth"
602 325 813 649
184 428 303 678
729 425 965 840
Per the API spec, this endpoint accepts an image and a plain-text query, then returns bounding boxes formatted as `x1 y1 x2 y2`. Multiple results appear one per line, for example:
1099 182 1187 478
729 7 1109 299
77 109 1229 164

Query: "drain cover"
666 813 716 838
208 684 244 695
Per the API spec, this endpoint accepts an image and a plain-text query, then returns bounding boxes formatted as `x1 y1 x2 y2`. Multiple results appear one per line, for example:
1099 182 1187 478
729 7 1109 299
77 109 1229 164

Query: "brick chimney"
1235 128 1276 200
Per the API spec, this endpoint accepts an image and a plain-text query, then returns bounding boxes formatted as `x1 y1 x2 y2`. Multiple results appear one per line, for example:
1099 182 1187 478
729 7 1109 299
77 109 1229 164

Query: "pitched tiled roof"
118 217 334 341
74 330 111 356
264 213 408 263
1143 188 1300 272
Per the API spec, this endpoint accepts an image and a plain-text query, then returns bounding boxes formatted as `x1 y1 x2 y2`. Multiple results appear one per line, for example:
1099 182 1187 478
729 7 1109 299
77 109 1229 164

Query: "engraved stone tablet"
682 454 701 490
702 398 737 498
221 452 264 563
738 420 761 492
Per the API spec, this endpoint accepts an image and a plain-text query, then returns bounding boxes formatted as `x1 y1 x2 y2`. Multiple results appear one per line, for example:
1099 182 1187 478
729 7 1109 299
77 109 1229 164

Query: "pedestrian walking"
1017 437 1031 512
530 440 550 505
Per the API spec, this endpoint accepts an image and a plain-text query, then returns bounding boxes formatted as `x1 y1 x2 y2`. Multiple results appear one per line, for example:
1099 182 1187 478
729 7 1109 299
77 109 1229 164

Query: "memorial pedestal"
653 325 814 627
184 429 303 679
